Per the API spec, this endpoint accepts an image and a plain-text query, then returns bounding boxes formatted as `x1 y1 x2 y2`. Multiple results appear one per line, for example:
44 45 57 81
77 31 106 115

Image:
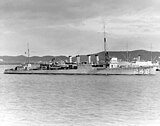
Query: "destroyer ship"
4 27 156 75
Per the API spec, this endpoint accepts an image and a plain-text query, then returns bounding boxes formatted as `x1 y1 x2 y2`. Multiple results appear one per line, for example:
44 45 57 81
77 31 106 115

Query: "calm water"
0 65 160 126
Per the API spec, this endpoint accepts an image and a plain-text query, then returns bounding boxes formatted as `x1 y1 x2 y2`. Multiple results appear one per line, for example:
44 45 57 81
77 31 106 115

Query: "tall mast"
103 23 109 67
104 24 107 53
27 43 30 64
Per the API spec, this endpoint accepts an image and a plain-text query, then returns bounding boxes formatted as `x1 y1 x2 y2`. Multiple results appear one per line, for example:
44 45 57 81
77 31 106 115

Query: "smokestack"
69 56 72 63
138 55 141 61
76 55 80 64
95 54 99 64
87 55 91 64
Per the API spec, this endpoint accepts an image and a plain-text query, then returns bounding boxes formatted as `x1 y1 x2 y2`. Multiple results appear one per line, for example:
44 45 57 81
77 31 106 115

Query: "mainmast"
103 24 109 67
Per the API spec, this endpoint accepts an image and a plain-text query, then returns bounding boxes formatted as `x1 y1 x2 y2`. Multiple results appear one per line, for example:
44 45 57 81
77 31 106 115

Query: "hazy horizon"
0 49 159 57
1 0 160 56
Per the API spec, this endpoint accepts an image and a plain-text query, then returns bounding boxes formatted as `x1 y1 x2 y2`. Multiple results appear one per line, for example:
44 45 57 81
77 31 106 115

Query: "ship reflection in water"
1 66 160 126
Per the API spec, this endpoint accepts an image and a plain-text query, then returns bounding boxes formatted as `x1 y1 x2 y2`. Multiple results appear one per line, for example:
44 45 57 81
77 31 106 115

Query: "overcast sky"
0 0 160 56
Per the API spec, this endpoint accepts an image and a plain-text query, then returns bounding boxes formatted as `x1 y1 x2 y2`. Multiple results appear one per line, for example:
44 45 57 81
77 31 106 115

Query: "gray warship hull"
4 65 156 75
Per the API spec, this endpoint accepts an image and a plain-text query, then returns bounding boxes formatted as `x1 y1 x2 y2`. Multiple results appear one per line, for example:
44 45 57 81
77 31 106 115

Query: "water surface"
0 65 160 126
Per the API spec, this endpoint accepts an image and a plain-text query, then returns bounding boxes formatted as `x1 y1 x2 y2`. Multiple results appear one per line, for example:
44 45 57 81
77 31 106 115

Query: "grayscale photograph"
0 0 160 126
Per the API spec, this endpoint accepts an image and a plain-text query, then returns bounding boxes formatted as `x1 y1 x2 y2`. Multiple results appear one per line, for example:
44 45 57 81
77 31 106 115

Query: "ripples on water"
0 65 160 126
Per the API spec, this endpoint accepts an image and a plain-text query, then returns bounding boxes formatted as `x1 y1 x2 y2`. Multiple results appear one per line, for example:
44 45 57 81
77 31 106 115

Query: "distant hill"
0 50 160 64
0 55 68 64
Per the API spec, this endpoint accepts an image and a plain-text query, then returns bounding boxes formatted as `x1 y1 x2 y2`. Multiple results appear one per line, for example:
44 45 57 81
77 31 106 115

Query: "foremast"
27 43 30 64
